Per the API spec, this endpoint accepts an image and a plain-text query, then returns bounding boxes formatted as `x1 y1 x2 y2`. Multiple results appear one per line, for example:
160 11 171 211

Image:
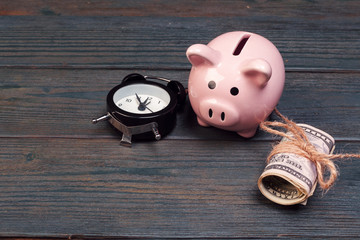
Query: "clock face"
112 83 171 114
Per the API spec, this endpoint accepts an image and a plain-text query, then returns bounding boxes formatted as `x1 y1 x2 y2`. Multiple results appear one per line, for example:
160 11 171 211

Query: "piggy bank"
186 31 285 138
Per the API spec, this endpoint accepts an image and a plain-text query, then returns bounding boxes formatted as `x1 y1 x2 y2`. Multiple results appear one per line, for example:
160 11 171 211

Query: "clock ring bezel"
106 80 178 121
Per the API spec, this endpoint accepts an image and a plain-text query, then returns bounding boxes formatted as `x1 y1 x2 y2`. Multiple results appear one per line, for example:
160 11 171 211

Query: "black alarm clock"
92 73 186 147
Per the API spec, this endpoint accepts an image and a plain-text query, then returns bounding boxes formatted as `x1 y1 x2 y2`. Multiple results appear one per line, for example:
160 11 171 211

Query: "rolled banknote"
258 124 335 205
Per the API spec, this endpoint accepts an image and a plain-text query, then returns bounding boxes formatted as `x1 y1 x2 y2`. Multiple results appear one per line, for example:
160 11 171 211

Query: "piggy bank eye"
230 87 239 96
208 81 216 89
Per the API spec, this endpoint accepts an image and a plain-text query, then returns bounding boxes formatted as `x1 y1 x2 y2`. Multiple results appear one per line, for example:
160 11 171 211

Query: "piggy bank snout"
199 99 240 127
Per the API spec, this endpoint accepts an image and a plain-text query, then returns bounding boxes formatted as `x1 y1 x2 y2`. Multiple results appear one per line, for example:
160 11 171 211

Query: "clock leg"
120 133 133 147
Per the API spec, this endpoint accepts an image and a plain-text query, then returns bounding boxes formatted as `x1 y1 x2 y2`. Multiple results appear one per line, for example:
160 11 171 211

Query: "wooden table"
1 1 359 239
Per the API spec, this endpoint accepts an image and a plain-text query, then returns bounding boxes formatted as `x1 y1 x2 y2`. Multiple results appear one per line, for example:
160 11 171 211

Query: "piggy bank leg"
197 117 210 127
237 128 257 138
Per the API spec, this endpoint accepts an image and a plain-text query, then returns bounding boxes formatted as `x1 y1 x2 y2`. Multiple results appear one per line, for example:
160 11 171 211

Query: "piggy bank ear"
186 44 220 67
241 59 272 88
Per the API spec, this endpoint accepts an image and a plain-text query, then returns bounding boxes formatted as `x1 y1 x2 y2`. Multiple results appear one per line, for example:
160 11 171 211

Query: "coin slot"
233 35 250 56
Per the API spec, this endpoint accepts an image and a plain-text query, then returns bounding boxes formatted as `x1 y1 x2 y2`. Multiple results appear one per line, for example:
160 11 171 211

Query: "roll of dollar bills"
258 124 335 205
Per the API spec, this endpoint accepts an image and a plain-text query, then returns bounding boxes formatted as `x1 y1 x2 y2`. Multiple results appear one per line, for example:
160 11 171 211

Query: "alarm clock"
92 73 186 147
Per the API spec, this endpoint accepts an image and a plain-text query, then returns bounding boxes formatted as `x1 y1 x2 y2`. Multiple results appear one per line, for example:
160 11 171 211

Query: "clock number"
126 98 132 103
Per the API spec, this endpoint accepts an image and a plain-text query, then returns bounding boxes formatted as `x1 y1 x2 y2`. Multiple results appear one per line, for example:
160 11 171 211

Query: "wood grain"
0 0 359 18
0 0 359 238
0 138 359 238
1 69 359 140
0 16 359 70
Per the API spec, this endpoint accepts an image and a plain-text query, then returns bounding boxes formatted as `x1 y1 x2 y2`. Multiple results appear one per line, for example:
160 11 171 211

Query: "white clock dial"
112 83 171 114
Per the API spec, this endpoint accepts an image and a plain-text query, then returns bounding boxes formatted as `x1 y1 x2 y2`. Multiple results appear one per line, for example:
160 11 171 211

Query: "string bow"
260 108 360 190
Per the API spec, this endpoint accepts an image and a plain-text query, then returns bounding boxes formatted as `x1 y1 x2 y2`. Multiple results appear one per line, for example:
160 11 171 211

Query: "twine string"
260 108 360 190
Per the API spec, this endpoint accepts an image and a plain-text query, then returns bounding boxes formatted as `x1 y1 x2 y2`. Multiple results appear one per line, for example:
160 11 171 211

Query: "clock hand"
146 106 154 113
142 97 150 105
140 97 154 113
142 97 154 112
135 93 151 111
135 93 142 104
135 93 145 111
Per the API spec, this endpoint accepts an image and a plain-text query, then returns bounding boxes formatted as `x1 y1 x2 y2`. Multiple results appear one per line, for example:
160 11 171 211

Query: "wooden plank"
0 16 359 70
0 0 359 18
0 138 359 238
1 69 359 140
0 139 360 238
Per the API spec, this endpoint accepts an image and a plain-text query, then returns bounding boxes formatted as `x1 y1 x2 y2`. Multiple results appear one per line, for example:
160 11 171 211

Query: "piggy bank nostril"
221 112 225 121
209 109 213 118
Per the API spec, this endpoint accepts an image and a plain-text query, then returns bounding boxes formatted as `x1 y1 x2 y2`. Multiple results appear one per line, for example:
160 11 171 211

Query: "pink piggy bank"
186 31 285 138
